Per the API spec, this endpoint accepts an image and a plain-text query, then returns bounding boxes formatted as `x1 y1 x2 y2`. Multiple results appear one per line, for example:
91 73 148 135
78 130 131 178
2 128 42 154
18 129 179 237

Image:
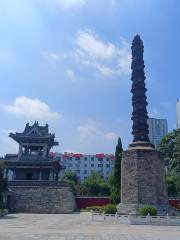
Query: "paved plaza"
0 213 180 240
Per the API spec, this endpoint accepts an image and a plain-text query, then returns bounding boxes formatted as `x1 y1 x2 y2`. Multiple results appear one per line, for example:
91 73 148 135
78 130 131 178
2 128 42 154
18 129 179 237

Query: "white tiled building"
54 153 115 181
148 118 168 149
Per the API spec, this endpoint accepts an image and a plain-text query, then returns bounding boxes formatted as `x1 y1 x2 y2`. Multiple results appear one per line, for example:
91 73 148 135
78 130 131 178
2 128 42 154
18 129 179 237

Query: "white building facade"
176 100 180 129
148 118 168 149
55 153 115 181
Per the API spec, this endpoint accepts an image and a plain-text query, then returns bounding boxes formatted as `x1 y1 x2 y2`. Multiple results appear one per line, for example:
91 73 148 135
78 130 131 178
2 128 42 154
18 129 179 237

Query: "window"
106 164 110 168
106 158 109 161
98 158 103 161
75 157 80 160
69 157 72 160
91 164 94 167
84 157 87 161
91 157 94 161
84 170 87 174
98 164 103 168
84 164 87 167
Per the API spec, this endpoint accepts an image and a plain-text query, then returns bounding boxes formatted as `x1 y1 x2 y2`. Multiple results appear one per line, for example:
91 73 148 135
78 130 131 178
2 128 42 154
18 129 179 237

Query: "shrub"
139 205 157 216
80 208 91 212
81 206 104 213
80 204 117 214
103 204 117 214
87 206 104 212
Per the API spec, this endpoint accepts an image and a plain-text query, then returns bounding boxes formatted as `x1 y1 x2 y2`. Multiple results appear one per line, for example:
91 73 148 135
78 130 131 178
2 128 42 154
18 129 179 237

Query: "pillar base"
117 203 175 215
120 147 169 213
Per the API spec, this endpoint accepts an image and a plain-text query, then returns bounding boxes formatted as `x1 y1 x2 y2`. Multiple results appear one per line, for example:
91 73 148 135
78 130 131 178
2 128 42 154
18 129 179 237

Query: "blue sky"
0 0 179 156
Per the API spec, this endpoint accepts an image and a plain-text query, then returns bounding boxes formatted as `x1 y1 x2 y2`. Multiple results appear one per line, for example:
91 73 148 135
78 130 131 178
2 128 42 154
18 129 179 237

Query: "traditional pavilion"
2 122 61 181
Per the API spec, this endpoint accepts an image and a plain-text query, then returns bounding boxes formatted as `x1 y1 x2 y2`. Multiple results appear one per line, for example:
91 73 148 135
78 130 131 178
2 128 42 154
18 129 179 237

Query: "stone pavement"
0 213 180 240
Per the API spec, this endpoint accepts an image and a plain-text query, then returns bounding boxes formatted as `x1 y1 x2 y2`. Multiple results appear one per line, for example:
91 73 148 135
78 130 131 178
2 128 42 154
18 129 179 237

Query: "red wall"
76 197 180 210
169 199 180 210
76 197 111 209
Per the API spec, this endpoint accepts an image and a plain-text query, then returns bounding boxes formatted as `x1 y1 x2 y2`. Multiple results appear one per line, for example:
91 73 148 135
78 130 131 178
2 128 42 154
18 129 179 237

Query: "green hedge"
103 204 117 214
81 206 103 212
139 205 157 216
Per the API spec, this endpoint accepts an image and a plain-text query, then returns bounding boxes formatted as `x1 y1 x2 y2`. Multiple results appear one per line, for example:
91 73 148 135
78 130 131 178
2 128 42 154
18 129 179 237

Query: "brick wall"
9 185 76 213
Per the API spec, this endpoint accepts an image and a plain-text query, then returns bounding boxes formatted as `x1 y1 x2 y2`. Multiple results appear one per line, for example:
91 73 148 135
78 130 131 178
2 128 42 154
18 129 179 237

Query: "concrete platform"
0 213 180 240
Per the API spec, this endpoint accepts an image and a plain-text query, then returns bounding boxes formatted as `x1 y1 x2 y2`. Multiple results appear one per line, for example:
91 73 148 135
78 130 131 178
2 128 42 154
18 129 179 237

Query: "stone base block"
121 147 169 207
9 185 76 213
117 203 173 215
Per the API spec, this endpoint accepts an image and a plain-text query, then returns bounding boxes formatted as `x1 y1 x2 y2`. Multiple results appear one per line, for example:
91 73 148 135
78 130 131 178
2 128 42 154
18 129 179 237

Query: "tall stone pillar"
118 35 169 214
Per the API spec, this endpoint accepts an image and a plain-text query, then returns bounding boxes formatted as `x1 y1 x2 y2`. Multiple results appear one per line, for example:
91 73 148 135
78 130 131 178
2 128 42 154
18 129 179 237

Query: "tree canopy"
60 170 79 195
159 129 180 197
83 172 110 196
109 137 123 204
160 129 180 174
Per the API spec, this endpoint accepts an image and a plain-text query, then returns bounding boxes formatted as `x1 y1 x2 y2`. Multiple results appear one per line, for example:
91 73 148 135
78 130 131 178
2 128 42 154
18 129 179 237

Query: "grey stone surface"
0 213 180 240
9 185 76 213
118 147 169 214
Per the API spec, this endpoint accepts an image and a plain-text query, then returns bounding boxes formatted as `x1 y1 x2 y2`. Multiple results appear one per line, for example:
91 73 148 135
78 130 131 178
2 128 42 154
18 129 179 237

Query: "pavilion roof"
9 121 59 146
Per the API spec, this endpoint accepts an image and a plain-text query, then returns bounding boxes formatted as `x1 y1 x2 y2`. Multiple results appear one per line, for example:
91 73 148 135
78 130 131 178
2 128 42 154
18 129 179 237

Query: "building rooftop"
60 152 115 160
9 121 59 147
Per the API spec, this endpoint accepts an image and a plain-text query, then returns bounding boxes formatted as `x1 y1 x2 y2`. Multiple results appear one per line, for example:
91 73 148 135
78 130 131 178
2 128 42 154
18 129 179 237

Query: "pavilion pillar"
39 169 42 181
5 169 8 178
13 169 16 180
55 173 58 181
43 145 47 157
18 144 23 159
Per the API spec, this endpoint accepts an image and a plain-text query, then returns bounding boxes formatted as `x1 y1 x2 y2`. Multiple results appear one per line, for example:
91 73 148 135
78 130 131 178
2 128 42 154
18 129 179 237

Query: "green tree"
60 170 78 184
159 129 180 197
109 137 123 204
60 170 79 194
83 172 110 196
171 133 180 176
159 129 180 168
0 162 7 209
165 174 179 197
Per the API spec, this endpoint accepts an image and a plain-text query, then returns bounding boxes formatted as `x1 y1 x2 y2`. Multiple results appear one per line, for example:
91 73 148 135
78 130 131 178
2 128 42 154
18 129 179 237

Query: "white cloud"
104 132 118 141
45 52 61 61
66 69 76 82
2 96 61 120
111 0 116 5
77 120 99 139
76 30 116 60
43 30 130 80
41 0 86 9
75 30 131 77
44 51 71 63
95 64 115 77
77 120 118 142
149 108 161 118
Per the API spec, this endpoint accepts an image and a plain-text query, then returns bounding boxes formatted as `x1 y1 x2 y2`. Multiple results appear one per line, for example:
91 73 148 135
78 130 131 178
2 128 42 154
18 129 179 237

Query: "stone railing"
8 180 70 187
91 210 180 226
